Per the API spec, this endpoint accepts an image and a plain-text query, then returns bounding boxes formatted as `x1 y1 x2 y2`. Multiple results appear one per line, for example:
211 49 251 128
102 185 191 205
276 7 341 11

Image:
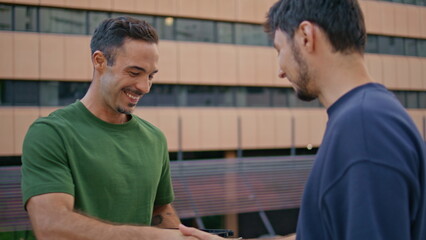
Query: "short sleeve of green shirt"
21 120 75 208
154 134 174 206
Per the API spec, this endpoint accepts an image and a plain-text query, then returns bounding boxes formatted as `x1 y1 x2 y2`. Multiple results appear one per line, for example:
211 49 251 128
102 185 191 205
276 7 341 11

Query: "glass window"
186 85 216 106
155 16 175 40
14 6 38 32
245 87 271 107
235 23 269 46
40 81 59 106
404 38 417 56
271 88 290 107
58 82 89 106
365 35 379 53
419 92 426 108
176 18 215 42
88 12 110 35
418 39 426 57
405 91 418 108
40 8 87 34
13 80 39 106
216 87 235 106
0 4 12 30
378 36 404 55
138 84 178 106
217 22 233 44
0 81 13 106
393 91 406 107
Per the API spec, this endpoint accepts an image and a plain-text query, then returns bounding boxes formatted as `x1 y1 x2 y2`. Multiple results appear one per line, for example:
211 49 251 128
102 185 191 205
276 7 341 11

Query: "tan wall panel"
380 3 395 35
236 0 255 22
156 108 179 151
89 0 113 11
362 1 382 34
217 45 238 85
178 0 198 17
407 5 421 38
40 0 65 7
199 0 217 19
253 0 274 23
381 55 397 89
218 109 238 149
64 36 91 81
273 110 292 148
179 108 201 151
239 109 257 148
422 8 426 37
365 54 383 84
13 108 40 155
395 56 410 90
200 109 221 150
394 5 408 36
423 59 426 89
217 0 236 21
407 110 425 138
256 109 276 148
199 44 219 85
65 0 90 9
134 0 157 14
237 46 256 85
157 0 178 16
13 0 39 4
133 108 158 126
112 0 134 12
292 110 310 147
40 35 65 79
308 110 327 146
255 47 276 86
14 33 39 79
0 108 15 156
157 41 178 83
0 32 14 78
178 42 199 84
408 58 423 90
39 107 60 117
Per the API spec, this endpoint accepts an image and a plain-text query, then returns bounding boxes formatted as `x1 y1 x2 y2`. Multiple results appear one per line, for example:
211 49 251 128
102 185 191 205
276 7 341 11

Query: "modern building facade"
0 0 425 238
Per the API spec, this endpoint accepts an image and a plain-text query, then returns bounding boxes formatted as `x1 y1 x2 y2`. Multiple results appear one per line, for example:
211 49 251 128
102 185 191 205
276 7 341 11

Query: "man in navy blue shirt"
179 0 426 239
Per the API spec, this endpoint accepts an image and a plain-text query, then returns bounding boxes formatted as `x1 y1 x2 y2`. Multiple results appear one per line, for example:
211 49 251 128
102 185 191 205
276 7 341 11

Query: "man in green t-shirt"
21 16 196 240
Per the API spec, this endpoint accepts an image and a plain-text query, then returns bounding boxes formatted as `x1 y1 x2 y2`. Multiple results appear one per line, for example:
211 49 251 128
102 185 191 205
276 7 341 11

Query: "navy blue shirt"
297 83 426 240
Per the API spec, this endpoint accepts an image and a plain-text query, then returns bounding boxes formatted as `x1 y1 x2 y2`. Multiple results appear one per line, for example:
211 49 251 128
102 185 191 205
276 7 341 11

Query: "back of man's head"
265 0 366 54
90 16 159 66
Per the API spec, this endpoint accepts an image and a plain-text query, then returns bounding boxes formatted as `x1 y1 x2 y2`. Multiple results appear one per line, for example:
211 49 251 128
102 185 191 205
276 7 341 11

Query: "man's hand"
179 224 237 240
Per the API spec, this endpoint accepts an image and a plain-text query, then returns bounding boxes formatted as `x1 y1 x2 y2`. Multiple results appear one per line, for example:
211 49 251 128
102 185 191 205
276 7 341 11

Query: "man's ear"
296 21 315 53
92 50 107 71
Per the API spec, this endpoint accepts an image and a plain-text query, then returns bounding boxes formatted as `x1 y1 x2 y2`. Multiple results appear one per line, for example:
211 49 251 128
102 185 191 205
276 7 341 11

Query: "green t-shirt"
21 101 174 225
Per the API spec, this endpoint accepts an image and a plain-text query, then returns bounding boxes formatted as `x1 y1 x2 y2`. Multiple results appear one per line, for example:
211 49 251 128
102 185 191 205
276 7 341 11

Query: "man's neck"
316 53 373 108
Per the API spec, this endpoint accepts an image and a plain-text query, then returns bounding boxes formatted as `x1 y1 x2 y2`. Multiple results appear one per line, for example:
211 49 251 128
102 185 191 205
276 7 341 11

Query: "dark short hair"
90 16 159 66
264 0 366 54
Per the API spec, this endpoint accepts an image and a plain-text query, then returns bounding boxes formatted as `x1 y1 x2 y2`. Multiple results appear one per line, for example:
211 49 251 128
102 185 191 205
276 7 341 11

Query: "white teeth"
125 92 139 100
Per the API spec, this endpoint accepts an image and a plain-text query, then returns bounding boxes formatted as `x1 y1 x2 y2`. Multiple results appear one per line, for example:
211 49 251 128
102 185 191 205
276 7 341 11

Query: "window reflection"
0 4 12 30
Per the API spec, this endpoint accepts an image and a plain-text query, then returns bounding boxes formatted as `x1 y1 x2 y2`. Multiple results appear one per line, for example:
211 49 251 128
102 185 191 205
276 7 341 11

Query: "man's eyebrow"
127 66 159 74
127 66 147 73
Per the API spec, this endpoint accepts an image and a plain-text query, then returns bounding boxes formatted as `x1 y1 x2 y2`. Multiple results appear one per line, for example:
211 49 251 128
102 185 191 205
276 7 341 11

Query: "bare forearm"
32 210 169 240
152 204 181 228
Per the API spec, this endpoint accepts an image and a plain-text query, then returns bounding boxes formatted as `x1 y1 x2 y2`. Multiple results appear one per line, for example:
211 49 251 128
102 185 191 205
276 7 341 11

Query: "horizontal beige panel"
365 54 426 91
0 107 335 156
0 32 92 81
361 0 426 39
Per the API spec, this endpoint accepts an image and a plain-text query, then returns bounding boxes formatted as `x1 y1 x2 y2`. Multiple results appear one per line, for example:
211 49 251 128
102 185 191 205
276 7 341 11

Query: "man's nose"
135 79 151 94
278 70 286 79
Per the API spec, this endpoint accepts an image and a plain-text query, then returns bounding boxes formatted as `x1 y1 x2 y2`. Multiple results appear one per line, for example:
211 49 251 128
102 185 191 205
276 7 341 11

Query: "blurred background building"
0 0 425 239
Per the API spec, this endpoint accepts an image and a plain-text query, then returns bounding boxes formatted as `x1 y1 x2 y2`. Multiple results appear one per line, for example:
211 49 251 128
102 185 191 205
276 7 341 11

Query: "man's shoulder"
31 102 81 129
